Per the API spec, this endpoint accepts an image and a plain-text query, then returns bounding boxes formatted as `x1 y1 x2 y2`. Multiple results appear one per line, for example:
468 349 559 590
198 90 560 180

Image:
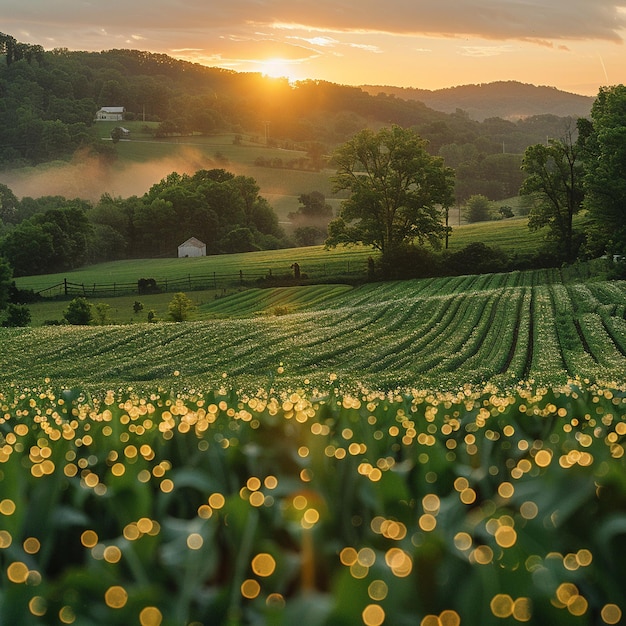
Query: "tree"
168 292 196 322
63 298 92 325
0 222 55 276
579 85 626 255
520 131 584 263
289 191 333 223
0 183 18 225
289 191 334 246
463 194 492 223
0 256 12 310
326 125 454 257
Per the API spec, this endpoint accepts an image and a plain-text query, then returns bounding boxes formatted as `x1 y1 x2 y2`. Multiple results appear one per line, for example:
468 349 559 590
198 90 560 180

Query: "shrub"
378 245 442 280
93 302 112 325
2 303 31 327
168 292 196 322
447 242 509 275
63 297 93 325
138 278 160 295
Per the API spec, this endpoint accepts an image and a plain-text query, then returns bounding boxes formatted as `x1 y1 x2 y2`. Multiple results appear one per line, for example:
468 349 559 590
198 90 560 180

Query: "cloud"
4 0 626 47
460 45 514 58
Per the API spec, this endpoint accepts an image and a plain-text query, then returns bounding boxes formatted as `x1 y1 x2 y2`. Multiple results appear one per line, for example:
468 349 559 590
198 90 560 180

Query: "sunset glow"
258 57 301 82
3 1 626 95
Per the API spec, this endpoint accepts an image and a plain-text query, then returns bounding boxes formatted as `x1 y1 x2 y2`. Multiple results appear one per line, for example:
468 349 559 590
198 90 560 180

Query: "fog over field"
0 148 233 201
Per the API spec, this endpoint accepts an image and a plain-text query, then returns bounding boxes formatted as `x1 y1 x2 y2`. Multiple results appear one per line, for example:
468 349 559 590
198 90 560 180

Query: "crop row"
1 273 624 392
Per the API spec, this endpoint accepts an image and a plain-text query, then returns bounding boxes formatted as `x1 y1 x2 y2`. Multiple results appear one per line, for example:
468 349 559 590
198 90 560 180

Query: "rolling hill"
360 80 594 121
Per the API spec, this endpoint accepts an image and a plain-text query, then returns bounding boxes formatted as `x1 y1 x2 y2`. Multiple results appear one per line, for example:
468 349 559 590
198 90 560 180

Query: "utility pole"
263 121 270 145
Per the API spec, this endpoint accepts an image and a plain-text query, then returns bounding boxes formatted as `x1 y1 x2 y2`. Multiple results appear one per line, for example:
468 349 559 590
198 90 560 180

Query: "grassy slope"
15 217 540 295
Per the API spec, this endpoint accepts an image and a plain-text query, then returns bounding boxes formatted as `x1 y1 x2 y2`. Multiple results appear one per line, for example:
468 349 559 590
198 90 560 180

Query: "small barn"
95 106 125 121
178 237 206 258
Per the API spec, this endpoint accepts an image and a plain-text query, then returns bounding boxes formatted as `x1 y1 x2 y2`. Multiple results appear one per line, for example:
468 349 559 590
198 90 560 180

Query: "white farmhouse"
178 237 206 258
95 106 125 121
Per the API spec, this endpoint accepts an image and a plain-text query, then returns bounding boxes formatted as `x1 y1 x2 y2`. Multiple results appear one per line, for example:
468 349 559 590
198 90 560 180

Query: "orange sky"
4 1 626 96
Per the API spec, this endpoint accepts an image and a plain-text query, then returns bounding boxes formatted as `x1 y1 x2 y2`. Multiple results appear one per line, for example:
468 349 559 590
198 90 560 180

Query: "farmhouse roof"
179 237 206 248
99 106 125 113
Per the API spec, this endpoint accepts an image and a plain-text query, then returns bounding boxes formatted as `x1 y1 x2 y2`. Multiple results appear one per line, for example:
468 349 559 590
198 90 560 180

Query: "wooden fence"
34 263 366 299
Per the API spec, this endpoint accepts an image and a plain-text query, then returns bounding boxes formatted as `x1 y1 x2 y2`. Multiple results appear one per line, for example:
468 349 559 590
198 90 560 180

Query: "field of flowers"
1 269 626 624
1 380 625 625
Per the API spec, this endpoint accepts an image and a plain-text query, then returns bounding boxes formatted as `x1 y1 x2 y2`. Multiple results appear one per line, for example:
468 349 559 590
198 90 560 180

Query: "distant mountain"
360 81 594 121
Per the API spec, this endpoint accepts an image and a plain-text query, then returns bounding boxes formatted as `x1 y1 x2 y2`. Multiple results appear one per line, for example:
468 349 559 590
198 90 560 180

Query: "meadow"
14 215 541 307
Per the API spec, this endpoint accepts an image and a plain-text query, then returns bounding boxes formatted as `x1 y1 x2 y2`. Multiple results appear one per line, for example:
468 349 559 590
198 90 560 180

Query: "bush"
9 281 40 304
93 302 112 325
63 297 93 325
447 242 509 275
138 278 160 295
378 245 442 280
168 292 196 322
2 303 31 327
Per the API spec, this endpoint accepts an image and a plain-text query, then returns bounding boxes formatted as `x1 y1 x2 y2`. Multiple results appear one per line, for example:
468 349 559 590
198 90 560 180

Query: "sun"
259 57 298 81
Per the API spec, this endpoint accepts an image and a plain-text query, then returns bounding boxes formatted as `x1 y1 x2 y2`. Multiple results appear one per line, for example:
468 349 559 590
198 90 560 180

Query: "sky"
3 0 626 96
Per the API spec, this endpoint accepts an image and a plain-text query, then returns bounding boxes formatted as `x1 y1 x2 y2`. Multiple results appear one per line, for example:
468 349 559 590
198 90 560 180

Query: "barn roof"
178 237 206 248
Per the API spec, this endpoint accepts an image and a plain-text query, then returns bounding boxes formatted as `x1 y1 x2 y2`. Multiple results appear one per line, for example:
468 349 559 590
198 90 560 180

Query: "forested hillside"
361 81 594 121
1 32 583 185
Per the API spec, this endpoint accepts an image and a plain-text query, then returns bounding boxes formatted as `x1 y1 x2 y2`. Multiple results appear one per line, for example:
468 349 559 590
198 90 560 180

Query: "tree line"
325 85 626 277
0 169 288 277
1 33 576 202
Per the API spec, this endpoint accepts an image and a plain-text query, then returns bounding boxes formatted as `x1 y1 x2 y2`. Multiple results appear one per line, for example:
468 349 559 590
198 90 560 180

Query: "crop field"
1 268 626 625
3 268 626 390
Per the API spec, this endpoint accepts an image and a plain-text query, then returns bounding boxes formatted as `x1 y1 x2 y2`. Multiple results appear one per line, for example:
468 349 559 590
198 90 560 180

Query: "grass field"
14 217 543 301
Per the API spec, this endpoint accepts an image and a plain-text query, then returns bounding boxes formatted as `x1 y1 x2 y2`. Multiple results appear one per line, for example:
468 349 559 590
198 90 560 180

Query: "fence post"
188 274 191 288
64 278 68 296
240 270 243 285
214 272 217 289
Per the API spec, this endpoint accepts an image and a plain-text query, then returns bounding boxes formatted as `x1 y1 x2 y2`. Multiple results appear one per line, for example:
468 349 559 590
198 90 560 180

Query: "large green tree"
0 256 12 310
0 202 92 275
0 183 18 226
326 125 454 256
579 85 626 255
520 132 584 263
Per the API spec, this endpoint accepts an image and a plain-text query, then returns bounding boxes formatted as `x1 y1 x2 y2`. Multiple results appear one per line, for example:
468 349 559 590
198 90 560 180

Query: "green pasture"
98 125 338 215
14 217 542 299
